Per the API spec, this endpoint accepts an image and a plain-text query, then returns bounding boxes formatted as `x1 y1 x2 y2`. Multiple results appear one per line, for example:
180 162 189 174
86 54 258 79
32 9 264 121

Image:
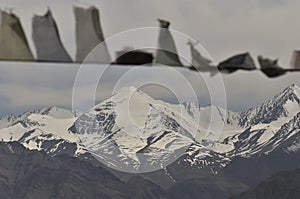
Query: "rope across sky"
0 6 299 78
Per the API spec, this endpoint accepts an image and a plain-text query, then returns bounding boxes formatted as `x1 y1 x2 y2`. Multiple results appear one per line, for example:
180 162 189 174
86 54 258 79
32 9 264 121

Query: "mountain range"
0 84 300 198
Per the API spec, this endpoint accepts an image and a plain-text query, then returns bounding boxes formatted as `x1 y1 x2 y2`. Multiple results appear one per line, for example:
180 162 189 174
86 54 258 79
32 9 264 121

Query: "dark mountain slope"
230 169 300 199
0 141 169 199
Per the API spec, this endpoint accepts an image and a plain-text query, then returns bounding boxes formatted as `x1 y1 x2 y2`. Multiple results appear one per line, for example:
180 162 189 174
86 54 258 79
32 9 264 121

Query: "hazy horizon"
0 62 299 117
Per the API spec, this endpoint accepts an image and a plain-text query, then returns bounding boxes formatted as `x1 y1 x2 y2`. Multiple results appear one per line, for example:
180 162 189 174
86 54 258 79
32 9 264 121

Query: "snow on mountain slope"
0 85 299 175
222 85 300 157
26 113 78 141
38 106 78 119
238 84 300 128
0 109 38 129
71 87 205 172
0 107 85 156
0 111 78 142
18 128 86 156
0 123 28 141
265 112 300 153
0 106 78 128
199 105 243 142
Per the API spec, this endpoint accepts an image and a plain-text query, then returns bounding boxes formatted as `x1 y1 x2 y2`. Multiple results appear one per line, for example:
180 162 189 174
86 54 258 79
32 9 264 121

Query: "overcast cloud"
0 62 299 116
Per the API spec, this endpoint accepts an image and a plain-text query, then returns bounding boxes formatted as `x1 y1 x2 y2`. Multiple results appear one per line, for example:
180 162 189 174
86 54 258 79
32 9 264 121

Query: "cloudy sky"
0 0 300 116
0 62 299 117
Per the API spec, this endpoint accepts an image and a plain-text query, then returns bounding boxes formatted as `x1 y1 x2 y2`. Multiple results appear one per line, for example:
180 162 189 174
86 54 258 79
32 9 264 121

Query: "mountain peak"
114 86 138 95
267 84 300 107
289 83 298 88
238 84 300 127
284 84 300 95
40 106 75 119
277 84 300 101
109 86 155 103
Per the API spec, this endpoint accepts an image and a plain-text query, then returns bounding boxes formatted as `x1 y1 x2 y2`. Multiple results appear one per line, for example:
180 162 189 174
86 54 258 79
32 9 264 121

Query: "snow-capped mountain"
0 106 86 157
223 84 300 157
238 84 300 128
70 87 206 172
0 85 299 177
